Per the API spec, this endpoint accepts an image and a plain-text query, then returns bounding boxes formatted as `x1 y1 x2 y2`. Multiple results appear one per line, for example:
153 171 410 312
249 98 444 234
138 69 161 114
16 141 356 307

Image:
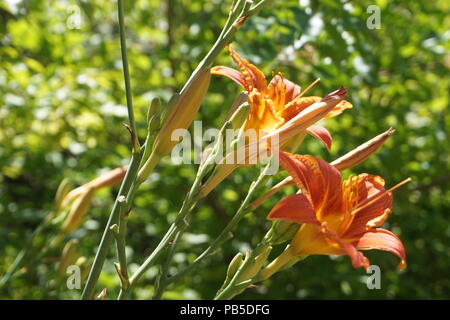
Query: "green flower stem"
180 0 269 94
81 151 142 300
217 0 245 41
153 230 182 300
160 161 274 290
118 0 137 141
115 200 130 287
118 162 206 299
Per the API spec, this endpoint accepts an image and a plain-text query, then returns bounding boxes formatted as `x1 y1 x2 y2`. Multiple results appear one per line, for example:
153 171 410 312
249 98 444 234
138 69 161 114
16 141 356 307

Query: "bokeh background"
0 0 449 299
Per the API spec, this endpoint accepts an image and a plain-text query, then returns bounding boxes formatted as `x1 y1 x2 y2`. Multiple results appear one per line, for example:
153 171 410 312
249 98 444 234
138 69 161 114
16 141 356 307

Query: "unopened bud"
152 67 211 157
221 252 244 288
224 92 248 122
265 220 300 245
229 102 250 130
57 239 79 275
89 166 127 190
61 187 95 234
60 167 126 209
54 178 71 213
237 246 272 282
227 252 244 279
272 87 347 146
331 128 395 171
147 98 161 125
148 114 162 133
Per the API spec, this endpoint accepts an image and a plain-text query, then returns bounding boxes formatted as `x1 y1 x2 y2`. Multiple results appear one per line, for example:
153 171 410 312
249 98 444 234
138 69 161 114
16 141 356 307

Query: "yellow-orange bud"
62 187 95 234
331 128 395 171
152 67 211 158
60 167 127 209
57 239 80 275
54 178 71 214
88 166 127 189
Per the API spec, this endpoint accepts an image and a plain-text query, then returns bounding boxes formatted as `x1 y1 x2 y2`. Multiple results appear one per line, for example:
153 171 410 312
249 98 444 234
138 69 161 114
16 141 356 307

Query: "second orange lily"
265 151 409 273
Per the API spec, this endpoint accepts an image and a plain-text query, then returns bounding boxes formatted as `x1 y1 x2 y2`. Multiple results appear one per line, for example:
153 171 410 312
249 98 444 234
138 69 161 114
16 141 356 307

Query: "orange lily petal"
267 74 287 110
282 78 301 103
278 151 342 218
227 44 267 93
211 66 248 90
324 100 353 118
321 223 370 269
342 174 392 238
290 224 344 256
267 74 301 108
356 228 407 270
279 96 322 121
306 125 332 150
245 91 284 132
268 193 319 224
338 240 370 269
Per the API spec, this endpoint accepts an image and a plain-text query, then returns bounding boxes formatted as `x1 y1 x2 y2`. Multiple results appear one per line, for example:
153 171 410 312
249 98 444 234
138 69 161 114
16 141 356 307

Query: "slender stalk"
116 208 129 282
118 0 137 138
153 230 182 300
180 0 268 94
81 0 142 299
118 167 205 299
81 152 142 299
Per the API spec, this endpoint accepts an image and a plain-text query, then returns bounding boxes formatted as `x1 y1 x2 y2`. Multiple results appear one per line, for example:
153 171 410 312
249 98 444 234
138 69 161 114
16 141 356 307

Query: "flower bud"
60 167 126 209
54 178 71 213
221 252 244 288
57 239 80 275
331 128 395 171
264 220 300 245
89 166 127 190
61 187 95 234
271 87 347 146
147 98 161 125
229 102 250 130
224 92 248 123
237 246 272 282
152 67 211 157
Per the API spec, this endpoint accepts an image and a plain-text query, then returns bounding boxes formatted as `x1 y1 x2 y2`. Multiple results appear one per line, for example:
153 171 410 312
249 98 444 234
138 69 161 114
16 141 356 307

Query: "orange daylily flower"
200 46 351 197
212 45 353 150
268 151 409 270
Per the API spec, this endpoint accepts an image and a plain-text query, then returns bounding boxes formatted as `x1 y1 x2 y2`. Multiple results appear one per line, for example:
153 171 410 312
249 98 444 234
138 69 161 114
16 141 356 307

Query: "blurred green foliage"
0 0 449 299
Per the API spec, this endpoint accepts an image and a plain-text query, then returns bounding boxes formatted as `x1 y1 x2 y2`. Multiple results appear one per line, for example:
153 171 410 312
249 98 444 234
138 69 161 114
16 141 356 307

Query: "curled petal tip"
398 260 407 270
336 86 348 96
326 86 348 98
386 127 396 136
